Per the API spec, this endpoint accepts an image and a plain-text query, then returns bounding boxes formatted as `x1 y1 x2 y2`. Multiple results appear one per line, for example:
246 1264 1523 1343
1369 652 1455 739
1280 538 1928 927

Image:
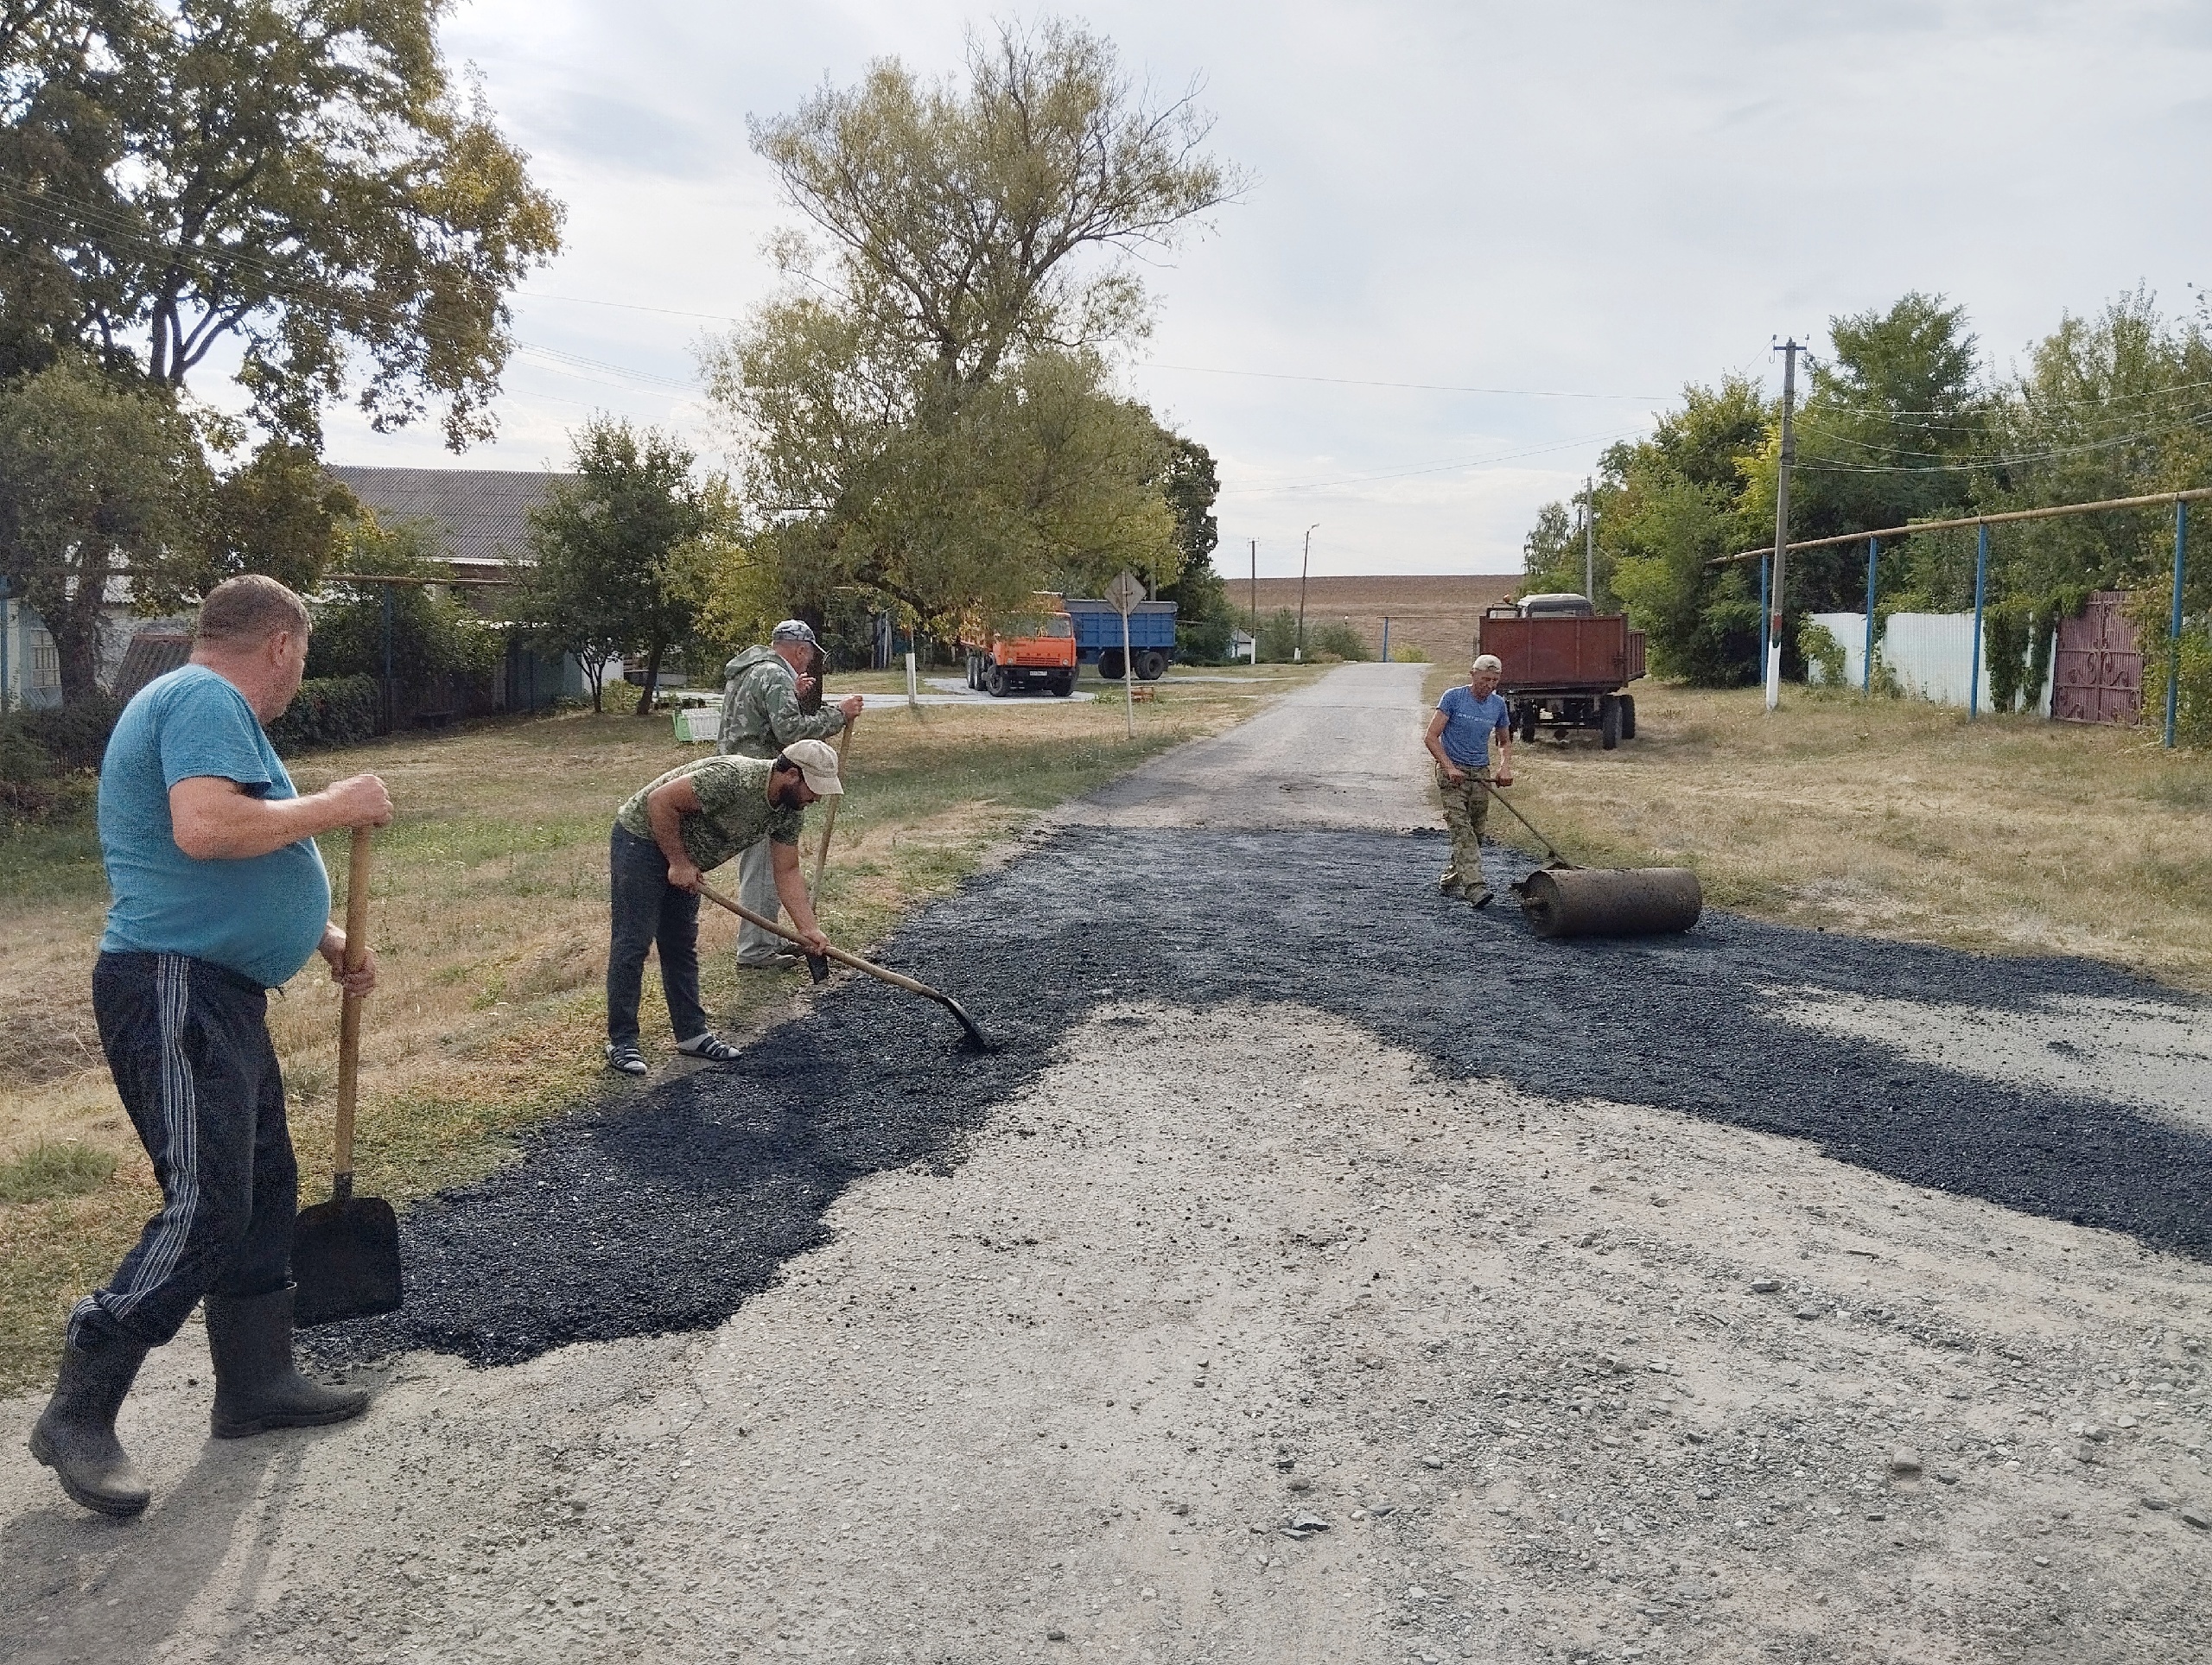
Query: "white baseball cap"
779 738 844 796
771 619 818 645
1472 653 1503 674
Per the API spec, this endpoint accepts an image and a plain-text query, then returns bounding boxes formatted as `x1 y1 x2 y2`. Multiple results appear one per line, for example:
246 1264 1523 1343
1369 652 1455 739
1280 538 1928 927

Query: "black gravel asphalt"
314 827 2212 1369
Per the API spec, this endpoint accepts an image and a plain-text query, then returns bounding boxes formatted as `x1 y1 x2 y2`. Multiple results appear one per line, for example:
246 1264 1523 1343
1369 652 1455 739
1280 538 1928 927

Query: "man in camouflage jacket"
717 620 861 966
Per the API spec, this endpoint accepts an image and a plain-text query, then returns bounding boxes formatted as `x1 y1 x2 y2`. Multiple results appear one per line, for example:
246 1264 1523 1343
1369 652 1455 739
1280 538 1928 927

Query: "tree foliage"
704 19 1239 632
0 357 205 702
1 0 563 447
1519 288 2212 687
306 514 494 687
520 417 720 715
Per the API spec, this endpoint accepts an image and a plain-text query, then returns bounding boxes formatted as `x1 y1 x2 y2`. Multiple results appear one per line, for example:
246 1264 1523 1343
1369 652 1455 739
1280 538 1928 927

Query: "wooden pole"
333 828 373 1203
809 720 854 899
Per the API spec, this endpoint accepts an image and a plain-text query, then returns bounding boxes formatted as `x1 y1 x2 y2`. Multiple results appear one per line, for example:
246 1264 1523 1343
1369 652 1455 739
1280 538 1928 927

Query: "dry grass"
1426 668 2212 991
0 664 1317 1394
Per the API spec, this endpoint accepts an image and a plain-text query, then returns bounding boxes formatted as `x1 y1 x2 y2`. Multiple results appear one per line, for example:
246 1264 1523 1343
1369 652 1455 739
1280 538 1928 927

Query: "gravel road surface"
4 662 2208 1664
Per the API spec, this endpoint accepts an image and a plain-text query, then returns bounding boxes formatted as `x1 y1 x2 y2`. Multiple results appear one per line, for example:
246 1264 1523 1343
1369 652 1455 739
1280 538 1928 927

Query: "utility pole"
1249 537 1258 627
1296 524 1319 661
1767 337 1804 713
1582 475 1596 601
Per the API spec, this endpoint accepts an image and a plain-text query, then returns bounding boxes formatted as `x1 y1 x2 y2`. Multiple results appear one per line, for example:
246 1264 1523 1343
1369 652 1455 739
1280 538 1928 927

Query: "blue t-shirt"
1435 684 1512 767
99 664 332 988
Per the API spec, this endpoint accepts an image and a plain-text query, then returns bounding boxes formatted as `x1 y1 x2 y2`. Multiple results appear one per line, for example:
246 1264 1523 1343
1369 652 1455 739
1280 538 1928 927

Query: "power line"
1142 362 1670 401
1219 427 1649 496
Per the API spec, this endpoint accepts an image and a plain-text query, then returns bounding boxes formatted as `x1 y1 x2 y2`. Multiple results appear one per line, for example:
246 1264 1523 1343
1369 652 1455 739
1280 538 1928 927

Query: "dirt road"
4 663 2209 1664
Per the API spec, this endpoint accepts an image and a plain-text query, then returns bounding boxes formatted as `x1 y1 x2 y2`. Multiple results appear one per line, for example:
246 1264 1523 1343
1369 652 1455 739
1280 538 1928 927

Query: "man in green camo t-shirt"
603 740 842 1076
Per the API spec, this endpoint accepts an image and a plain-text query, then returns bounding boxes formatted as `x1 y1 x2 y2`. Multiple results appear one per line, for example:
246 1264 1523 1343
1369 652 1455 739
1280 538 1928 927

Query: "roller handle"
1468 773 1577 868
333 827 373 1200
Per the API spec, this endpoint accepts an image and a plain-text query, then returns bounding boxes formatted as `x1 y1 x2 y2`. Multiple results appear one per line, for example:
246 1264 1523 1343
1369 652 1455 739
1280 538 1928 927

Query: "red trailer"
1477 594 1647 750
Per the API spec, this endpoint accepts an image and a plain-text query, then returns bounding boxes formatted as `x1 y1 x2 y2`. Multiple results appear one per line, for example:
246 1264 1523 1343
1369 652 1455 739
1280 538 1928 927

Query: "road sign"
1105 569 1144 614
1103 571 1142 740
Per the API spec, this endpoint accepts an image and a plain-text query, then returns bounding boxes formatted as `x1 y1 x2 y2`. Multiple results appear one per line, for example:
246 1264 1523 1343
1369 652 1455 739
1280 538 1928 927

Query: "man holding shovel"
717 620 860 969
1425 651 1516 906
604 740 842 1076
30 575 391 1518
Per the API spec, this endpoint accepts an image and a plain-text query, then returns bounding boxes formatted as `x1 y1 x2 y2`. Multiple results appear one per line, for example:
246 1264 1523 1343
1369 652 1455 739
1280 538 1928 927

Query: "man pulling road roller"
30 575 391 1518
605 740 842 1076
1425 652 1516 906
718 620 861 969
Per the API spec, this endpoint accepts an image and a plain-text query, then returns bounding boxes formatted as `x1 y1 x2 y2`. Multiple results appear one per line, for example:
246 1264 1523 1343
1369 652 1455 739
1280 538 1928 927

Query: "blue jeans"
606 824 707 1047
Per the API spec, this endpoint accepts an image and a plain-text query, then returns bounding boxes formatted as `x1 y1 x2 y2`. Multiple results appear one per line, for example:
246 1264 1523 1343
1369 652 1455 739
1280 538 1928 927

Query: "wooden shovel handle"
808 719 855 900
334 827 373 1189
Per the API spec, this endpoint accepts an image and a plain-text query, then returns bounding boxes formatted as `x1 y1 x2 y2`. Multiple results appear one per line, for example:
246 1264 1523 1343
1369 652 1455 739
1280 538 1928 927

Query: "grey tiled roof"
326 467 575 568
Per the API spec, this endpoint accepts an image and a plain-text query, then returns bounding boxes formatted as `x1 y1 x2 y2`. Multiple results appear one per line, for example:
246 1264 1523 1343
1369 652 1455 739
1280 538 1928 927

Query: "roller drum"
1516 866 1703 939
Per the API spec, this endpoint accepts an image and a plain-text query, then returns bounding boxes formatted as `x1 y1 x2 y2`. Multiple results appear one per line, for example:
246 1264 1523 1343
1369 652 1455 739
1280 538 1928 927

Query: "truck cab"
960 597 1078 697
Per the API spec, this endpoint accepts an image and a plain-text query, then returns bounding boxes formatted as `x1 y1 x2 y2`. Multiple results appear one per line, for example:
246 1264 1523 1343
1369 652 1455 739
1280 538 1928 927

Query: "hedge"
267 675 381 756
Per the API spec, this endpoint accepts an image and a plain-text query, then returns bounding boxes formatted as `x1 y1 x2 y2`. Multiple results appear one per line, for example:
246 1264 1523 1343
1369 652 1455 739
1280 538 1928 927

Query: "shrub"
1984 600 2034 714
1798 620 1847 687
1308 620 1371 662
1389 644 1429 663
16 694 119 772
1177 614 1231 664
1255 607 1300 663
266 674 380 755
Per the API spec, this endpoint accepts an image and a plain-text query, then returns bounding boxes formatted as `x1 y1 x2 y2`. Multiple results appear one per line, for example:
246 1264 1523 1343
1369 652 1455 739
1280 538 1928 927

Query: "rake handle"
808 718 855 900
696 878 942 1003
333 827 373 1196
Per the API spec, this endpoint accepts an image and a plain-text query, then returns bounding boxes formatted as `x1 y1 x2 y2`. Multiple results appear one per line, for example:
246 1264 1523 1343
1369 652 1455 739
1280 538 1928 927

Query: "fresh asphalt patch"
314 825 2212 1369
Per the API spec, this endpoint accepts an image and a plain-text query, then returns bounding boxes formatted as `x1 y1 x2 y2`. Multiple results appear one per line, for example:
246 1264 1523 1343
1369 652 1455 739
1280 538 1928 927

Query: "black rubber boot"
206 1286 368 1439
29 1334 153 1517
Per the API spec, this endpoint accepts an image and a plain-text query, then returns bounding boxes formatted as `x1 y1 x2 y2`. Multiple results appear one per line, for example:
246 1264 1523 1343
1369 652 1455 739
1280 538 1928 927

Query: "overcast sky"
313 1 2212 579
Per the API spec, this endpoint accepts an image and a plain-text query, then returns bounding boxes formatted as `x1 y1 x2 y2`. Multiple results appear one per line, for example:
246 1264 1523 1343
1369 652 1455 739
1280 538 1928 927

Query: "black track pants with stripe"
71 951 298 1350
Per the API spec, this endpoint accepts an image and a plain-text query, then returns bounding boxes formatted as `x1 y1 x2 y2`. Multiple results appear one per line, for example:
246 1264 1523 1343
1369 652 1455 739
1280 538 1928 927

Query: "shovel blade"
292 1195 403 1328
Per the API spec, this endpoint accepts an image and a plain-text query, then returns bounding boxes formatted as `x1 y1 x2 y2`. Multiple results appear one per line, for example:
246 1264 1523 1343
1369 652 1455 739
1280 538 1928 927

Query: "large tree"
703 19 1241 630
1 0 563 447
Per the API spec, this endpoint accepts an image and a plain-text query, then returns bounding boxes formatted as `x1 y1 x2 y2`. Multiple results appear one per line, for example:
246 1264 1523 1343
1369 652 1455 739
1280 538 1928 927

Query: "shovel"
293 827 404 1327
695 878 998 1052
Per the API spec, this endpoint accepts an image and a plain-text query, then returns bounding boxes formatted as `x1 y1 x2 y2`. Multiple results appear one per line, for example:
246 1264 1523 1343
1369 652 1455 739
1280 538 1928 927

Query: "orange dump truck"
959 597 1078 697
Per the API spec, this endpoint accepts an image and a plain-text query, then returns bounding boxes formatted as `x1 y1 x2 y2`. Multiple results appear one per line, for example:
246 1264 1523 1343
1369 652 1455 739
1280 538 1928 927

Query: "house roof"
327 467 574 569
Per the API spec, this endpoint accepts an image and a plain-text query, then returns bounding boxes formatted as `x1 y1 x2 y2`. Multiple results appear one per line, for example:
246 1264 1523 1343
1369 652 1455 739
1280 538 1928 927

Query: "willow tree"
702 18 1242 631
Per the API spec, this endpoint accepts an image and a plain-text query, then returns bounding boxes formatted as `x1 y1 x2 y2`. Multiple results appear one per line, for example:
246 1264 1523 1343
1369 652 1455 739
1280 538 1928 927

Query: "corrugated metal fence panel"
1808 611 2057 715
2050 591 2141 726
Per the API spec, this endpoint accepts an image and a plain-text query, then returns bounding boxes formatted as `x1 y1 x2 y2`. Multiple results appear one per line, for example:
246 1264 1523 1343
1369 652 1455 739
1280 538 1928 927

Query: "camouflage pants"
1436 768 1491 893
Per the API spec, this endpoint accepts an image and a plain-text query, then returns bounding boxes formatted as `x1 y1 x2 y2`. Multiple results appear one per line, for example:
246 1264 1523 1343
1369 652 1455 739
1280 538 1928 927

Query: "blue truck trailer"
1064 597 1178 680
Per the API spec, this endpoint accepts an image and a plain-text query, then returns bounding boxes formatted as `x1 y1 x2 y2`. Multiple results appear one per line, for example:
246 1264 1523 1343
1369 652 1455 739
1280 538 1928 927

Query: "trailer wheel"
986 664 1010 698
1098 647 1126 681
1136 650 1167 682
1517 703 1538 744
1599 694 1621 750
1618 694 1637 740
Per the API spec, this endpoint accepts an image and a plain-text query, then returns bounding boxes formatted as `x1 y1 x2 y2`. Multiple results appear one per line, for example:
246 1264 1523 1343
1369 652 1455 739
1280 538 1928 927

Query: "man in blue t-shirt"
29 575 393 1519
1424 652 1517 905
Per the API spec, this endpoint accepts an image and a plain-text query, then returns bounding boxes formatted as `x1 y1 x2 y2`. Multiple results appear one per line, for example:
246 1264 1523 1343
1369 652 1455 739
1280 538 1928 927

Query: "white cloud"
311 0 2212 577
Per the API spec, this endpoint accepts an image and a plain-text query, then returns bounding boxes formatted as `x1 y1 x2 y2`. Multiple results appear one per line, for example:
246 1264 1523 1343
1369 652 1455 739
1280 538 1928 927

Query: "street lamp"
1296 524 1319 660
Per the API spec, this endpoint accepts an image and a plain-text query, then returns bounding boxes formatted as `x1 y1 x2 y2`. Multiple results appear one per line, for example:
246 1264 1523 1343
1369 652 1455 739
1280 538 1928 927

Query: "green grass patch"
0 1141 117 1204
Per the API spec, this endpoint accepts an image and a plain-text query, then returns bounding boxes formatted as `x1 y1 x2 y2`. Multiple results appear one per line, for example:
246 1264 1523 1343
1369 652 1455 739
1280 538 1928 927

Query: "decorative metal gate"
2051 590 2142 725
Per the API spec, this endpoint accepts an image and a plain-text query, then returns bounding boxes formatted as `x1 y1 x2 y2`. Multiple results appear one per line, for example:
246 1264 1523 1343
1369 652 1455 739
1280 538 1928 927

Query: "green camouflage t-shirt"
614 755 802 872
